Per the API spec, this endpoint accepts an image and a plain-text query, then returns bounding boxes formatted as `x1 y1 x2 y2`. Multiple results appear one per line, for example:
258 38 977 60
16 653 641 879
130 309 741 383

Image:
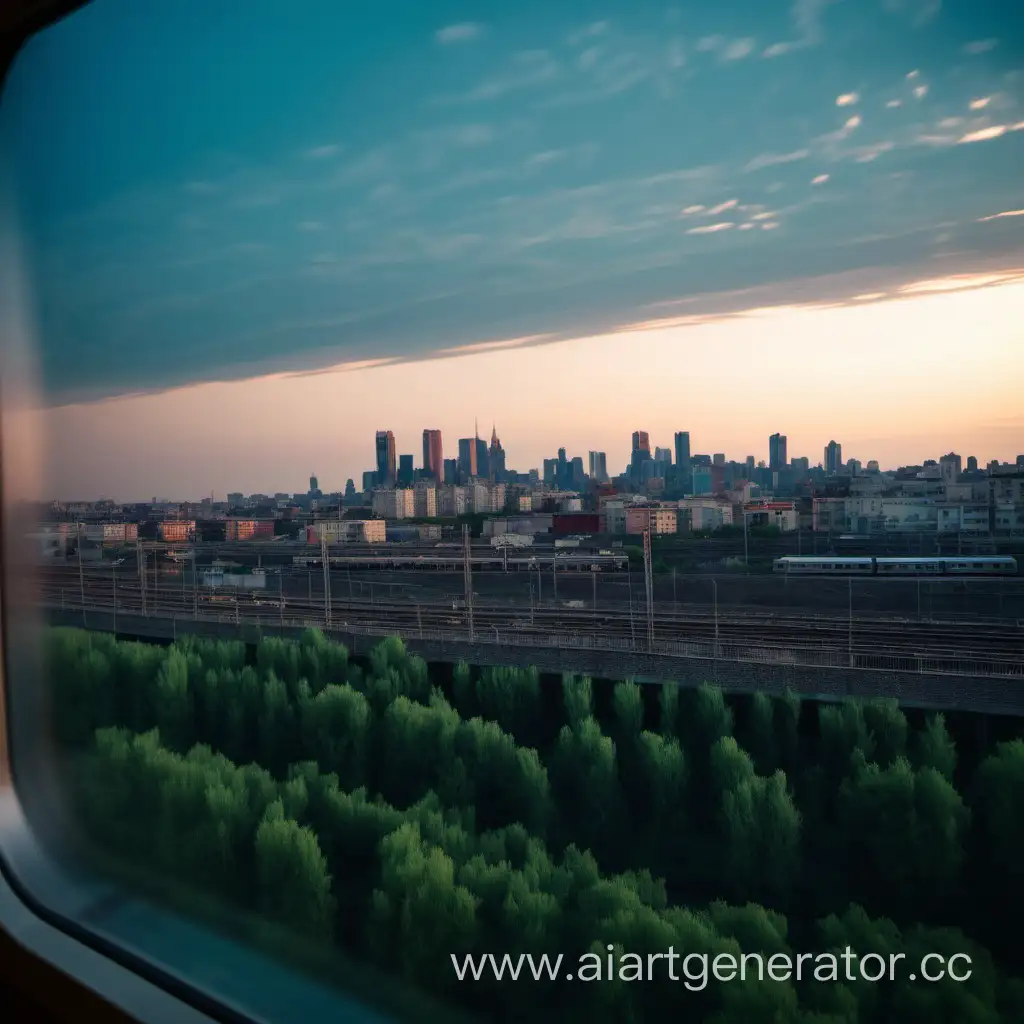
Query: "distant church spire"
491 423 499 448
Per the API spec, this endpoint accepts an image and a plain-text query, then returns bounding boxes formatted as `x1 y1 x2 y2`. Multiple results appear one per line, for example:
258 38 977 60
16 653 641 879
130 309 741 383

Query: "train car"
937 556 1017 575
774 555 1018 576
773 557 874 575
875 557 943 576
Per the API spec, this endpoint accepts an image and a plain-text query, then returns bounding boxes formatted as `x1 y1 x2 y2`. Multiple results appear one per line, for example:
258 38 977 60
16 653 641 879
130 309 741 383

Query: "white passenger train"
773 556 1018 577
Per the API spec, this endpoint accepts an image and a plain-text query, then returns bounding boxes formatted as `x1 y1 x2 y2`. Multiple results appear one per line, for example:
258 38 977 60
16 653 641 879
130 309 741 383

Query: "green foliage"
47 628 1024 1023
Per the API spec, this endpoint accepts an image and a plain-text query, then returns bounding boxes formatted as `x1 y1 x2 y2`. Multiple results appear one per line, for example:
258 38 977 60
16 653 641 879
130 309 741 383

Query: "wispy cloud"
969 97 991 111
811 174 830 185
964 39 997 55
959 125 1007 144
744 149 809 172
438 49 560 104
707 199 739 215
836 93 859 107
977 210 1024 222
886 99 903 109
297 221 325 232
568 21 609 47
722 38 756 61
913 84 928 99
435 23 482 45
763 0 835 58
303 145 340 160
687 222 734 234
696 35 723 53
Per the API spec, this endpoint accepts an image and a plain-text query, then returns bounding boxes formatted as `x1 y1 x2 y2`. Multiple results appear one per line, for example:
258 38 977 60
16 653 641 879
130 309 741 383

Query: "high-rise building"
443 458 458 485
966 456 978 473
457 438 477 479
422 429 443 480
847 458 862 476
632 430 650 453
939 452 962 484
866 460 879 473
588 451 608 482
673 431 691 468
543 458 558 485
713 453 725 466
488 425 505 482
398 454 414 486
375 430 396 485
792 457 811 473
475 437 490 480
768 433 788 472
654 446 673 465
309 474 319 493
824 440 843 476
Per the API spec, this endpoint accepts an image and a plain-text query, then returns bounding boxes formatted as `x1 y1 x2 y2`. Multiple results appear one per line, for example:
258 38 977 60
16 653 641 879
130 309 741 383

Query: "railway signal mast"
643 529 655 652
462 524 475 640
320 533 331 627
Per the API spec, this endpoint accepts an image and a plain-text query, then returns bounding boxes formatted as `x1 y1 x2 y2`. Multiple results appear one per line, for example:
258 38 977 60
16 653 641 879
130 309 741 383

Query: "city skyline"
1 1 1022 502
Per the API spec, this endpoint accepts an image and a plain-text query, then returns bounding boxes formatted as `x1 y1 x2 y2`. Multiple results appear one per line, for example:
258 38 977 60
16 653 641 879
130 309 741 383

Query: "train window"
3 2 1024 1024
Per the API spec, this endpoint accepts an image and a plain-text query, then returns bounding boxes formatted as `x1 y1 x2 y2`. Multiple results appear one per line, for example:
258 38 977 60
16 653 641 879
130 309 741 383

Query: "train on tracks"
773 555 1018 577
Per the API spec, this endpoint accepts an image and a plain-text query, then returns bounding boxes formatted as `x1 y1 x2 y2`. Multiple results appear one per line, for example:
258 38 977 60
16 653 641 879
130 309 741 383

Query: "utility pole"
463 524 475 640
712 577 719 670
848 576 854 667
111 560 117 633
643 528 655 651
77 522 87 627
137 537 147 617
552 555 557 603
743 507 749 566
592 568 597 620
193 554 199 619
321 534 331 627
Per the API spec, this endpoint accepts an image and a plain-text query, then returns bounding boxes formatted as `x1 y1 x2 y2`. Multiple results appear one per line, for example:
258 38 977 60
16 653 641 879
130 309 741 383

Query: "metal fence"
41 597 1024 680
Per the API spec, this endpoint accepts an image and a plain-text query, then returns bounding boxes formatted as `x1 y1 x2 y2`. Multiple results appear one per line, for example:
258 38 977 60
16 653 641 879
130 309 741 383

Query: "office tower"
866 460 879 473
847 458 862 476
488 425 506 482
398 454 414 486
443 458 458 485
655 446 672 465
713 453 725 466
543 458 558 485
375 430 396 485
792 457 811 473
745 455 756 471
768 433 788 472
362 470 379 492
457 437 478 479
1017 454 1024 470
824 440 842 476
422 429 443 480
632 430 650 453
309 474 319 493
588 451 608 482
344 479 356 499
673 431 691 468
475 437 490 480
966 456 978 473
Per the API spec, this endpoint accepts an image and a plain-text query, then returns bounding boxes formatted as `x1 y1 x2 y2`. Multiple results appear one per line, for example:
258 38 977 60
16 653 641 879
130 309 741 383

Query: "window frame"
0 5 420 1023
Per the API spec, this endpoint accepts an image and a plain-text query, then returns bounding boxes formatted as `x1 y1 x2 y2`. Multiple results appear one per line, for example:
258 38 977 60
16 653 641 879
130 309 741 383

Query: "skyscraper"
488 425 505 482
673 431 691 469
632 430 650 453
309 474 319 493
588 451 608 482
457 437 477 479
824 440 843 476
654 446 673 465
422 429 443 480
768 433 788 472
375 430 396 485
398 454 414 486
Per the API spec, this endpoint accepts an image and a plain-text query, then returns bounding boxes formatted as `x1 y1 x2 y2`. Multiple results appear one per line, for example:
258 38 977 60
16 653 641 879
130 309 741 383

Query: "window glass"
2 2 1024 1023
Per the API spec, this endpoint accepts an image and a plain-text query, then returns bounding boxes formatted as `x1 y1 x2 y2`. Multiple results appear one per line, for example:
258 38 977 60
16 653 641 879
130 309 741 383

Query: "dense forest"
48 626 1024 1022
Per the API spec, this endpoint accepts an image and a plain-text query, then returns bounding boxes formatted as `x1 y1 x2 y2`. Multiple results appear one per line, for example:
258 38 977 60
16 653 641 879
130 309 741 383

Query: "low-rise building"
371 488 415 519
158 521 195 543
625 506 678 536
307 519 387 544
224 519 275 541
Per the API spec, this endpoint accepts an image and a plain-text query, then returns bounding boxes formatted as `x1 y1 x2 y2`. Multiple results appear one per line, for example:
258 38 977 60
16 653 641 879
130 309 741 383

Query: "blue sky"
2 0 1023 407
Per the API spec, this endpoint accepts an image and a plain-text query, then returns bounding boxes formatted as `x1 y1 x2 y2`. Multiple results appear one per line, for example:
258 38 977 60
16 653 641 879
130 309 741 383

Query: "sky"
0 0 1022 501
